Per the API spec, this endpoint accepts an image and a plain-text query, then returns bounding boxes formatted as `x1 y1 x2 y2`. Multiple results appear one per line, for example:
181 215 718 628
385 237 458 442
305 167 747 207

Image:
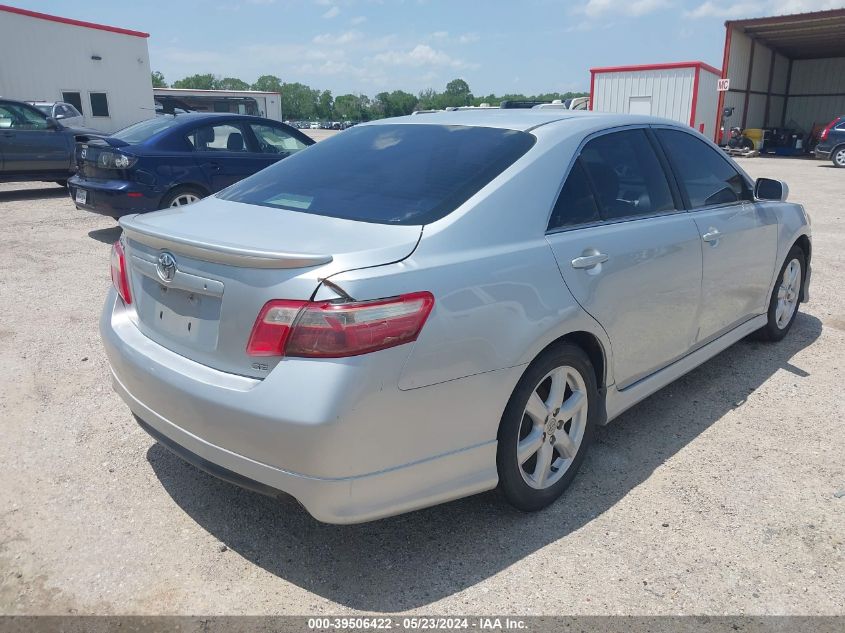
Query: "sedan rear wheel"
832 147 845 168
160 187 205 210
497 343 597 512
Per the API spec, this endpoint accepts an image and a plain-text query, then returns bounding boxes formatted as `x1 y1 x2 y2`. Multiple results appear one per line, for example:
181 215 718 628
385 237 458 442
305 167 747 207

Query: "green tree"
172 73 218 90
317 90 334 119
217 77 250 90
376 90 418 117
443 78 472 107
280 82 317 120
151 71 167 88
251 75 283 93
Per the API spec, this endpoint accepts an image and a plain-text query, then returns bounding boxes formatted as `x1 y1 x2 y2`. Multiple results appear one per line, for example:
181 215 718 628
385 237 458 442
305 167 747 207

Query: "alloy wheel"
170 193 200 207
835 149 845 167
775 258 801 329
517 365 588 489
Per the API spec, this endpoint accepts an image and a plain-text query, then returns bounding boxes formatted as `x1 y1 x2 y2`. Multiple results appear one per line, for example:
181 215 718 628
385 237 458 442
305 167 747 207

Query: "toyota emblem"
156 251 177 283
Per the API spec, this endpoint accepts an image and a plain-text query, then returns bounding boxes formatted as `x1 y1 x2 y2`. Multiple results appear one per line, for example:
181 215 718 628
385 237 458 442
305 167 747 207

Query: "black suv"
0 98 100 186
814 115 845 168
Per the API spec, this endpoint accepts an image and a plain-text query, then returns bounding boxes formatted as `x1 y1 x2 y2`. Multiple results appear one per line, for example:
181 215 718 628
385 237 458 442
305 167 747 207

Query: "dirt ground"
0 155 842 616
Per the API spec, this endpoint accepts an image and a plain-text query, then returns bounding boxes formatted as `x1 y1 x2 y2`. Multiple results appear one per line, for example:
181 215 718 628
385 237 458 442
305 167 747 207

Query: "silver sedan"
101 110 811 523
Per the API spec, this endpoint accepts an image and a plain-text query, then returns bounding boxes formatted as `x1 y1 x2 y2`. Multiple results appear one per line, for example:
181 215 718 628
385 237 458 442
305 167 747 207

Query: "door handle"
701 228 721 243
571 252 609 269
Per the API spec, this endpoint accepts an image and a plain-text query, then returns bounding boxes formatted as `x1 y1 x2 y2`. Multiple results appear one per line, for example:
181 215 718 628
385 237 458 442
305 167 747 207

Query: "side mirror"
754 177 788 202
46 116 61 130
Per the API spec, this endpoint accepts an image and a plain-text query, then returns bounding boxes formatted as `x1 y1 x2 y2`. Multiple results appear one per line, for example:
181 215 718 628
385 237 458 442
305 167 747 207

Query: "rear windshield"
217 124 536 225
112 116 182 144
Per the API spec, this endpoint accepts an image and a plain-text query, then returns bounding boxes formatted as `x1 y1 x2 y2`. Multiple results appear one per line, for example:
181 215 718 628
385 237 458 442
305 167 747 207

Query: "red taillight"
246 292 434 358
246 300 307 356
110 240 132 304
820 119 837 140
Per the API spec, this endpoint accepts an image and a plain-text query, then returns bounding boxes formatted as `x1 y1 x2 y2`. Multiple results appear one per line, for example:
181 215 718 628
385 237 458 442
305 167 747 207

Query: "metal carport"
717 8 845 140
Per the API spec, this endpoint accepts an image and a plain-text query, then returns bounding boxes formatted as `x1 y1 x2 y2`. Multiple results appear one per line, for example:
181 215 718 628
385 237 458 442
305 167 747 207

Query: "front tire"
755 245 805 342
832 146 845 168
160 186 205 209
497 343 597 512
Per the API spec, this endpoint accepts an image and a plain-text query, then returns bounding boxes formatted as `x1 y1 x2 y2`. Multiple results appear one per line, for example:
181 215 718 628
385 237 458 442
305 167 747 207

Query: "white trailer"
153 88 283 121
0 5 155 133
590 61 722 141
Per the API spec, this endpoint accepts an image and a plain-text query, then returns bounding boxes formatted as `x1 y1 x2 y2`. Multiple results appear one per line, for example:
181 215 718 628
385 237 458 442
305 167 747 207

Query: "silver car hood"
120 196 422 272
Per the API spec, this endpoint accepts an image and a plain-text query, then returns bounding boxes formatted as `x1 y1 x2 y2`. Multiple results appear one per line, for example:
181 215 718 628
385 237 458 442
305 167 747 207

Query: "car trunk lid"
119 196 422 378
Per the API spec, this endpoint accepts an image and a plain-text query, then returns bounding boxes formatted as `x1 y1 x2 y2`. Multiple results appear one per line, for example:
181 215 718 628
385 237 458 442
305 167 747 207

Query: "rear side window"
217 124 536 225
656 129 751 208
188 123 248 152
579 129 675 221
548 159 600 230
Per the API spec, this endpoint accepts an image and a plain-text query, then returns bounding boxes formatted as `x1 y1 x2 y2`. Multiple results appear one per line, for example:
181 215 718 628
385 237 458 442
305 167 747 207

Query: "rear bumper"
813 148 831 159
69 174 160 217
100 290 515 523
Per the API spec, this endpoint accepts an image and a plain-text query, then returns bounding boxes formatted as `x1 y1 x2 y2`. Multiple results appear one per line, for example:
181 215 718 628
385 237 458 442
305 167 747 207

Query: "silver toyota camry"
101 110 812 523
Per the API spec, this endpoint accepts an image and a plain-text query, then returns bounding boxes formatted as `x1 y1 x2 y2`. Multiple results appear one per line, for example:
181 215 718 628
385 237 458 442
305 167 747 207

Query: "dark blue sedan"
69 113 314 217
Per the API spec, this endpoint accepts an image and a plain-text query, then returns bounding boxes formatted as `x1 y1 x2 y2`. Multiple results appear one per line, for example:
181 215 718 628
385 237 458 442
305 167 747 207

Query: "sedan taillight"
110 240 132 304
246 292 434 358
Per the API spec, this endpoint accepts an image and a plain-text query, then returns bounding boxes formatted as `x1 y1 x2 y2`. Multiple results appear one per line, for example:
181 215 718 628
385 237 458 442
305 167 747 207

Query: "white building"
0 5 155 132
590 62 722 142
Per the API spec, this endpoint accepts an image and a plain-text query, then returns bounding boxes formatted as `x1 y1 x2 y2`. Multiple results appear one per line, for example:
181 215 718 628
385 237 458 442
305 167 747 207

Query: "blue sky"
18 0 844 96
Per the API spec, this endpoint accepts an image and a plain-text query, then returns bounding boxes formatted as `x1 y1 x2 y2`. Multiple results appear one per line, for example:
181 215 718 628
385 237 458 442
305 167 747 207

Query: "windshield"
218 124 536 225
112 116 182 144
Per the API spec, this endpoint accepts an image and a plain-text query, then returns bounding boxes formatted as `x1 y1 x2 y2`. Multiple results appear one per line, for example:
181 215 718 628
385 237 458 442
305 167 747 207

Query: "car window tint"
217 124 536 225
656 129 751 208
250 124 308 155
188 124 247 152
548 159 600 230
579 129 674 221
0 104 48 130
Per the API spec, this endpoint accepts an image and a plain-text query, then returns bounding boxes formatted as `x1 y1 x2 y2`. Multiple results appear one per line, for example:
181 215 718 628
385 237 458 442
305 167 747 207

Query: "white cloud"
350 15 367 25
372 44 471 69
685 1 763 17
322 5 340 18
313 30 364 45
685 0 841 18
577 0 673 18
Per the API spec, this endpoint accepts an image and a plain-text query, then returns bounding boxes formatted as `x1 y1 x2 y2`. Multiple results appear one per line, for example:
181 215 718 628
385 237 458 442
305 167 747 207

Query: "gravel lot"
0 156 842 616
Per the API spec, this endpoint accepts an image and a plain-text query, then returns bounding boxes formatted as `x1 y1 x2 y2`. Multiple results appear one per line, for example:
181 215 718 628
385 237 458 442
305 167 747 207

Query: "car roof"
364 109 683 133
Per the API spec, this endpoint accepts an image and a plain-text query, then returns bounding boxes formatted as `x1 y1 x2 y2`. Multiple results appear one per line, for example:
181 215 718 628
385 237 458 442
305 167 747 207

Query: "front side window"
250 124 308 155
90 92 110 117
187 124 248 152
548 159 600 230
218 124 536 225
656 129 751 209
579 129 675 221
0 103 48 130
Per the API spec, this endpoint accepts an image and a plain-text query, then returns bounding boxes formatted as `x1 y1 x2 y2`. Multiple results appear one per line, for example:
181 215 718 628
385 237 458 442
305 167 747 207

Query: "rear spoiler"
120 214 333 269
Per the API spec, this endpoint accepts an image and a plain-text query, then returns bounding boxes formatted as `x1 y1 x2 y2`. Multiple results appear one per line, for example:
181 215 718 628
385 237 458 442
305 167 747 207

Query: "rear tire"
832 146 845 168
754 245 805 342
496 343 597 512
160 186 205 209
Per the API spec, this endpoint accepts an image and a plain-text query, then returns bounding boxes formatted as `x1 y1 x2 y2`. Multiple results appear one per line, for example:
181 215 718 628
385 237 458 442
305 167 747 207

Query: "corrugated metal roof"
727 8 845 60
